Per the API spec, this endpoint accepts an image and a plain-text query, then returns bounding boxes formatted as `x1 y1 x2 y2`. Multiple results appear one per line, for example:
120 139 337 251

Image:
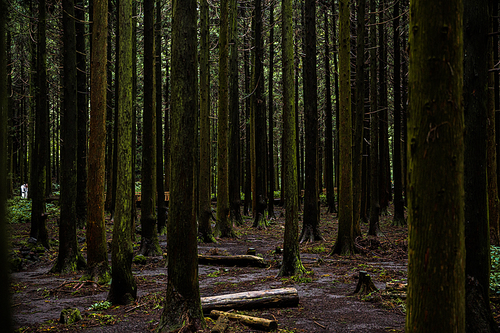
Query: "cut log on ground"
201 288 299 313
354 271 378 294
210 310 278 331
198 254 268 268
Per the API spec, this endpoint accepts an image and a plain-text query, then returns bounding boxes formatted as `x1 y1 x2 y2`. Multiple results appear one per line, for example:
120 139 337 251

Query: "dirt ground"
10 204 412 332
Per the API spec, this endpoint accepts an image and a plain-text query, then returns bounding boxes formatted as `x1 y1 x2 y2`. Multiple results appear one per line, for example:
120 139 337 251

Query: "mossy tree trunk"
251 0 267 229
405 0 465 330
0 1 14 329
51 0 86 274
464 0 499 331
76 0 88 229
300 0 322 243
392 0 405 226
156 0 166 236
86 0 111 283
30 0 49 249
217 0 233 237
352 0 366 237
267 1 275 220
324 3 335 215
332 0 355 255
107 0 137 305
278 0 306 277
198 0 215 243
229 0 243 226
140 0 160 256
158 0 205 329
368 0 380 237
487 0 500 245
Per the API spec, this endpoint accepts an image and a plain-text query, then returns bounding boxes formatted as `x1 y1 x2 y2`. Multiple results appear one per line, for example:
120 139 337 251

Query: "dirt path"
11 207 407 332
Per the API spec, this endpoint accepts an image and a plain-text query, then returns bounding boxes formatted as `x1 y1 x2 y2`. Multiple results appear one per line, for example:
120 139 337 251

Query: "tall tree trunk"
252 0 267 228
108 0 137 305
199 0 215 242
158 0 205 328
243 30 252 216
464 0 499 331
278 0 305 277
86 0 111 284
332 0 355 255
76 0 88 229
156 0 166 236
324 3 335 215
51 0 87 274
105 0 114 214
368 0 380 236
0 1 14 328
487 0 500 245
140 0 160 256
217 0 234 237
229 0 242 225
267 1 275 219
392 0 405 226
300 0 321 243
406 0 465 330
31 0 49 249
352 0 366 237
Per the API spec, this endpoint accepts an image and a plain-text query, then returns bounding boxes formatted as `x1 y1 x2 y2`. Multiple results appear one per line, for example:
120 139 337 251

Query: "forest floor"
9 203 424 332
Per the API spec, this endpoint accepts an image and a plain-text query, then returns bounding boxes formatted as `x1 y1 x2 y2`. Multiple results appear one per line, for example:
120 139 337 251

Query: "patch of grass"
88 300 112 311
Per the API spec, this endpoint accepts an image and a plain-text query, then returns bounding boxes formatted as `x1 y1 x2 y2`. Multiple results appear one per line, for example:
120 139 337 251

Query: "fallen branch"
210 310 278 331
201 287 299 313
198 254 268 268
125 303 146 313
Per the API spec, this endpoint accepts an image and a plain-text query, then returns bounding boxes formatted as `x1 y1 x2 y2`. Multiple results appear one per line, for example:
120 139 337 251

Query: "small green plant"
88 300 112 311
207 270 221 278
310 245 326 254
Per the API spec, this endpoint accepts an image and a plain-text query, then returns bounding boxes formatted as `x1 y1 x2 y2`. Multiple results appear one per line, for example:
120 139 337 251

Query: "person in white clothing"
21 184 28 199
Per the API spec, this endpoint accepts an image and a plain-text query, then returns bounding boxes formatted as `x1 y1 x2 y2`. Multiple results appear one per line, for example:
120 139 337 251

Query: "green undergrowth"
7 197 60 224
490 245 500 295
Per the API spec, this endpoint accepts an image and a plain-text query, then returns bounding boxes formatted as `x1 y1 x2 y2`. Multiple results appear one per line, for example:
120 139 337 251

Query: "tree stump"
354 271 378 294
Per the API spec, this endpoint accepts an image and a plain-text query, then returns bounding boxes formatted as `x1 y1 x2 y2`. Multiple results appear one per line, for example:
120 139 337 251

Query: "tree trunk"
368 0 380 237
86 0 110 284
108 0 137 305
251 0 267 229
392 0 405 226
332 0 355 255
278 0 306 277
76 0 88 229
31 0 49 249
229 0 242 226
140 0 160 256
199 0 215 243
352 0 366 237
405 0 465 330
158 0 205 330
51 0 87 274
464 0 499 331
156 0 166 236
0 2 14 329
267 1 275 220
300 0 321 243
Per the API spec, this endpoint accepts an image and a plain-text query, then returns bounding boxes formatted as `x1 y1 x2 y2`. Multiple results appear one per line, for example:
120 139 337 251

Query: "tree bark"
300 0 322 244
405 0 465 330
86 0 110 284
108 0 137 305
158 0 205 330
198 0 215 243
332 0 355 255
464 0 499 331
51 0 87 274
140 0 160 256
267 1 275 220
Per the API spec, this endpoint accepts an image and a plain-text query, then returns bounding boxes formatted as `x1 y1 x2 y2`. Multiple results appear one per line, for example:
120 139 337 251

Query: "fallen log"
201 287 299 313
210 310 278 331
211 314 229 333
198 254 268 268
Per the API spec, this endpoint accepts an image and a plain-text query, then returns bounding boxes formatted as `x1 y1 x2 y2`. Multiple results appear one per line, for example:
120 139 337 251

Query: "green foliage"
7 197 60 224
490 245 500 294
88 300 112 311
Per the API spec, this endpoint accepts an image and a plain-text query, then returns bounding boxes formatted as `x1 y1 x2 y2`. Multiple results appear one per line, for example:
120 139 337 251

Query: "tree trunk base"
354 271 378 295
